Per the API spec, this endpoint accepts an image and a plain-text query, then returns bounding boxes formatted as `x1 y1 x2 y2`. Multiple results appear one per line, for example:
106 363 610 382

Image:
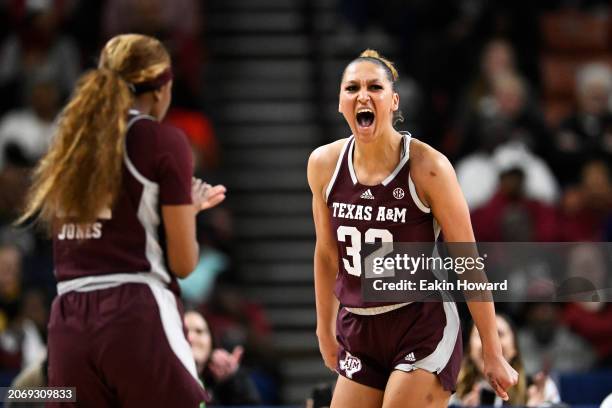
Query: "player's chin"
350 119 375 138
353 126 378 143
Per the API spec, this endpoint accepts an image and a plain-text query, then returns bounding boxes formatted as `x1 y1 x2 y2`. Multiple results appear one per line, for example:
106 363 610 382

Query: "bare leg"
382 369 450 408
331 375 385 408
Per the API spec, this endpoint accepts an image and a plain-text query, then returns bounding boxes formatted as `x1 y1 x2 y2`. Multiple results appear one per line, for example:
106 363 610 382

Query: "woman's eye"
369 84 383 90
345 85 357 92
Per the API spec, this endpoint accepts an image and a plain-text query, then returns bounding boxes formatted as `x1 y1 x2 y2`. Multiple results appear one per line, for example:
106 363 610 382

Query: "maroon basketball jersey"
326 133 439 308
52 110 193 293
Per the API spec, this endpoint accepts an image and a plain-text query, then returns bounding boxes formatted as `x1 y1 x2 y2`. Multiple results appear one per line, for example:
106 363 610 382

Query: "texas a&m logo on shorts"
339 352 362 379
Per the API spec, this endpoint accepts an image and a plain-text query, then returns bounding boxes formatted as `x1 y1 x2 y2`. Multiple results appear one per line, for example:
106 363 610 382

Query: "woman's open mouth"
356 109 375 130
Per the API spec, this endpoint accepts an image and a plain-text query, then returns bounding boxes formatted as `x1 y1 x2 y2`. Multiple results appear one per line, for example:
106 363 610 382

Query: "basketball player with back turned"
19 34 226 407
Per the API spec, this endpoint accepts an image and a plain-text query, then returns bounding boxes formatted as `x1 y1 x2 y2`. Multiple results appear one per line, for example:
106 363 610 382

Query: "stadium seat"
559 371 612 405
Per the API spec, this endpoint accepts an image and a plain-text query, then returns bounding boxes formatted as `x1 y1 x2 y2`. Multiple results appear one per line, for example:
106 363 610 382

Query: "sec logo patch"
393 187 405 199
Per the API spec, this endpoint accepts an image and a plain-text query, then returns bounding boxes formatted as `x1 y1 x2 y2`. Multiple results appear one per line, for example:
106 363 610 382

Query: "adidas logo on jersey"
404 352 416 362
360 189 375 200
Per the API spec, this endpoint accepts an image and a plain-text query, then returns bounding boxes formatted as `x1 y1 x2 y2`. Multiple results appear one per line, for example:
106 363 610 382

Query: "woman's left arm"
410 139 518 401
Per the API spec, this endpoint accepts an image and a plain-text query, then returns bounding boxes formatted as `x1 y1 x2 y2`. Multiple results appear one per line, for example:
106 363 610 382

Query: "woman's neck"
131 97 155 118
353 128 404 183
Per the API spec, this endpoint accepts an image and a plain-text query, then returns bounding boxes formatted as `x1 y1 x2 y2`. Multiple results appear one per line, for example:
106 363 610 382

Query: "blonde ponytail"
19 68 133 226
19 34 171 228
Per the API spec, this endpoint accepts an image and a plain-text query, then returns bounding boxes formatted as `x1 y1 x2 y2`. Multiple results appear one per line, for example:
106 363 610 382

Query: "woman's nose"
357 89 369 102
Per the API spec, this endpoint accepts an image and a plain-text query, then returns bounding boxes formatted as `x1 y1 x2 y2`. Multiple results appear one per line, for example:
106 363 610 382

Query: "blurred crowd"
0 0 611 406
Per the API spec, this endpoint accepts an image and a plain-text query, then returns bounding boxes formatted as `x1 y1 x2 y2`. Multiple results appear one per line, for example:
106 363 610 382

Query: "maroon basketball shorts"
46 282 206 407
336 301 462 391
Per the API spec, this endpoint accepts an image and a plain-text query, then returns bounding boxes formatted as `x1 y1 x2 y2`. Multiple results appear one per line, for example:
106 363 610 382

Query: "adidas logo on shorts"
360 189 375 200
404 352 416 362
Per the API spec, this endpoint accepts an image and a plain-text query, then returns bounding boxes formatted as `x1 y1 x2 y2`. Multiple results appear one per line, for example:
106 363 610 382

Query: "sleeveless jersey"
326 133 440 308
52 110 193 294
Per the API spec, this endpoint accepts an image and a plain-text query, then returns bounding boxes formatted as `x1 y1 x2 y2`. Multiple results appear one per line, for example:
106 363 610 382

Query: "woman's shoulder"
307 138 350 187
129 119 188 149
409 138 454 180
310 137 349 164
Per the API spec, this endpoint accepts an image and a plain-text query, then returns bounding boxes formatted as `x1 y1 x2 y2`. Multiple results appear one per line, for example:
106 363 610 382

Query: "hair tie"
129 68 173 95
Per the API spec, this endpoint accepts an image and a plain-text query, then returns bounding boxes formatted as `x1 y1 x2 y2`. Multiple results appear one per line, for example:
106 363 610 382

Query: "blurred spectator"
179 246 229 306
562 244 612 367
459 72 551 159
202 284 272 352
184 310 261 406
469 39 517 106
471 167 559 241
5 356 47 408
0 243 45 372
563 302 612 368
0 76 59 171
0 75 59 224
165 108 220 173
101 0 205 107
101 0 200 40
558 160 612 241
457 141 559 210
0 0 79 112
202 283 280 403
452 39 517 142
518 303 595 375
452 314 561 407
305 383 334 408
553 63 612 185
0 244 21 333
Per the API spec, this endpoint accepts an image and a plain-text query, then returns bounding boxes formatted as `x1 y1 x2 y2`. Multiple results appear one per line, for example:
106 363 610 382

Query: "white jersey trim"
381 133 411 186
409 173 431 213
137 181 170 283
124 113 171 284
347 137 358 185
347 133 411 186
124 113 157 188
394 301 460 374
405 135 431 213
325 137 353 202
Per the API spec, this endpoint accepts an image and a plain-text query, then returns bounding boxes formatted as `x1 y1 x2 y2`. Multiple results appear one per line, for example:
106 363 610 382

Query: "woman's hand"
317 330 339 372
209 346 243 382
527 371 549 406
192 177 226 212
483 351 519 401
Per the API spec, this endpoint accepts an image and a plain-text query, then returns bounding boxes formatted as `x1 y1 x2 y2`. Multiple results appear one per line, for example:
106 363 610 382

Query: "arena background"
0 0 611 407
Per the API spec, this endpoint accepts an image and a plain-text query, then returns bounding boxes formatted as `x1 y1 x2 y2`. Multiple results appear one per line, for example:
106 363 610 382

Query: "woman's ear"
392 92 399 112
153 88 163 102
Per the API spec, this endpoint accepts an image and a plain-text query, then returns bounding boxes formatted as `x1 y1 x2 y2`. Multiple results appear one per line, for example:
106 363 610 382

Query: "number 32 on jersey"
337 226 393 277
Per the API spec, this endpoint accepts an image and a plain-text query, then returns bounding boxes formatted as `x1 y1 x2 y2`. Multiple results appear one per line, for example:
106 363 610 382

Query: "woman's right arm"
162 180 227 279
162 205 199 278
307 144 341 371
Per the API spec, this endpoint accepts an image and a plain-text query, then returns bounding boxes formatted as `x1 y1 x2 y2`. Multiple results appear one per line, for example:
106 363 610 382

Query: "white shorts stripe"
394 301 460 374
146 283 201 383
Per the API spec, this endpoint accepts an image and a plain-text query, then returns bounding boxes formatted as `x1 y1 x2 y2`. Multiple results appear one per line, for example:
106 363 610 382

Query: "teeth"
357 109 374 114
